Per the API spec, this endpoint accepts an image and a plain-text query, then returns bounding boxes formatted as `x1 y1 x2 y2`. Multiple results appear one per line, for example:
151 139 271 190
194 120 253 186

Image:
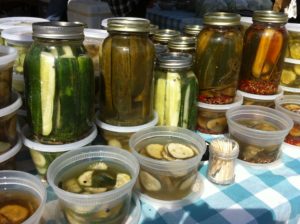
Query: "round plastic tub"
129 126 206 201
47 145 139 224
285 23 300 60
275 95 300 146
22 124 97 182
0 45 17 108
197 92 243 135
0 91 22 154
226 105 293 164
96 112 158 151
1 26 33 76
0 170 47 224
0 136 22 170
238 86 283 108
280 85 300 95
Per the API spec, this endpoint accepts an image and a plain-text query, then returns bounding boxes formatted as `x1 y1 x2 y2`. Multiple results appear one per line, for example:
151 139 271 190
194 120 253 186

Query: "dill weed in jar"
239 11 288 95
195 12 243 104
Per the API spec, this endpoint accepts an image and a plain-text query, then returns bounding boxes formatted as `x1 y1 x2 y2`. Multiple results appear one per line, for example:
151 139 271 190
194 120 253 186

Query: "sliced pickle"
30 150 46 167
94 203 123 219
242 145 264 160
62 178 82 193
107 138 122 148
0 142 11 153
145 144 164 159
115 173 131 188
88 162 108 171
283 104 300 112
0 204 29 223
197 116 207 129
161 150 176 161
289 126 300 137
206 117 227 133
65 210 85 224
252 122 278 131
78 171 94 187
166 143 195 159
84 187 107 193
140 171 161 191
281 69 296 85
179 173 197 191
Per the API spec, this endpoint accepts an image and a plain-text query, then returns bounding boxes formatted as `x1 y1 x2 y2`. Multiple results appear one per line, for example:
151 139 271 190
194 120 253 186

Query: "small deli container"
238 87 283 108
0 45 17 108
47 145 139 224
22 124 97 181
130 126 206 201
0 91 22 154
197 92 243 135
0 170 47 224
0 136 22 170
280 58 300 88
226 105 293 164
285 23 300 60
1 26 33 76
96 112 158 151
280 85 300 95
275 95 300 146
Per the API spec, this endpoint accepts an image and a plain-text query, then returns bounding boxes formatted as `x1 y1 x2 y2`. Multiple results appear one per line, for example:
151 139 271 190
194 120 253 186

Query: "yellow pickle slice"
140 171 161 191
166 143 195 159
145 144 164 159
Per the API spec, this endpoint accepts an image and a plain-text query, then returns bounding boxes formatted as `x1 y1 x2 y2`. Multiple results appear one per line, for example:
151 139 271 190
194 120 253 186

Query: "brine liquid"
236 119 280 131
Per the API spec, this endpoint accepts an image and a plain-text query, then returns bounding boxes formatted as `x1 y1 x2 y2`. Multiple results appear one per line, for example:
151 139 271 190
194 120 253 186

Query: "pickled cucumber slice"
94 203 123 219
179 173 197 190
62 178 82 193
0 205 29 223
107 139 122 148
140 171 161 191
88 162 108 171
84 187 107 193
36 166 47 175
155 78 166 125
166 143 195 159
115 173 131 188
289 126 300 137
207 117 227 133
283 104 300 112
145 144 164 159
78 171 94 187
281 69 296 85
197 117 207 129
290 43 300 59
0 142 11 153
161 150 176 161
293 64 300 75
30 150 46 167
40 52 56 136
65 210 85 224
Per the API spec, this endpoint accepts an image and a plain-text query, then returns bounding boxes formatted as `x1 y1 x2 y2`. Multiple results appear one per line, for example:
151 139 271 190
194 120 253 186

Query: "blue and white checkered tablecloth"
16 143 300 224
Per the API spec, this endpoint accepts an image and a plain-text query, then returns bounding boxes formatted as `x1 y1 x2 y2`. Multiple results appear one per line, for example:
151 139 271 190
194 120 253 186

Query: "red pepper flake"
198 95 233 104
239 79 277 95
285 135 300 146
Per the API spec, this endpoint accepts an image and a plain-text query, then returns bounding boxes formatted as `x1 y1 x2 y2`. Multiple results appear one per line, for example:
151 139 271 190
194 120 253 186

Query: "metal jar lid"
157 52 192 69
253 10 288 24
153 29 181 44
154 44 168 55
150 24 159 35
107 17 150 33
184 24 203 36
168 36 196 51
32 22 84 39
204 12 241 26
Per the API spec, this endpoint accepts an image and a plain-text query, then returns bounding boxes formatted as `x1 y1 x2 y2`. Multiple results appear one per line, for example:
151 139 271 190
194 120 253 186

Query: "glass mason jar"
154 52 198 130
184 24 203 37
149 24 159 41
24 22 95 144
195 12 243 104
100 18 155 126
239 11 288 95
168 36 196 55
152 29 180 45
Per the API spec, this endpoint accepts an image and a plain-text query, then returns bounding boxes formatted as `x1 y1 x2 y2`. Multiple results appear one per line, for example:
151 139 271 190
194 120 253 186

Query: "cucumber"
154 76 166 125
30 150 46 167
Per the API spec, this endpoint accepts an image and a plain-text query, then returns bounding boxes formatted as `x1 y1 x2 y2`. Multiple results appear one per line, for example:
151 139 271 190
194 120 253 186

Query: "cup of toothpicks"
207 137 239 185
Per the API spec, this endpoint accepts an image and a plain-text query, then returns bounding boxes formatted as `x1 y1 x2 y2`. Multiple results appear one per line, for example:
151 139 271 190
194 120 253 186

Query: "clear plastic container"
226 105 293 164
96 112 158 151
1 26 33 76
197 92 243 134
280 85 300 95
285 23 300 60
275 95 300 146
22 124 97 181
0 45 17 108
47 145 139 224
0 170 47 224
0 91 22 155
0 136 22 170
238 86 283 108
129 126 206 201
280 58 300 87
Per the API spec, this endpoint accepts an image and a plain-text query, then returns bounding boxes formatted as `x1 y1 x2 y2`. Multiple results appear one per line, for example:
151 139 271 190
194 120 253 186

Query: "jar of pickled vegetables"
149 24 159 40
24 22 94 144
152 29 180 45
154 52 198 129
195 12 243 104
239 11 288 95
184 24 203 37
168 36 196 56
100 18 155 126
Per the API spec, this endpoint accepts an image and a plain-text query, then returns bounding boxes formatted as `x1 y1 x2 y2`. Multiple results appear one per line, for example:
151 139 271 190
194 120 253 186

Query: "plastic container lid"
0 91 22 117
84 28 108 39
0 17 48 30
237 86 283 101
1 26 33 42
0 136 22 163
275 95 300 123
96 112 158 133
197 92 243 110
280 85 300 93
22 124 97 152
0 45 18 69
286 22 300 32
284 57 300 64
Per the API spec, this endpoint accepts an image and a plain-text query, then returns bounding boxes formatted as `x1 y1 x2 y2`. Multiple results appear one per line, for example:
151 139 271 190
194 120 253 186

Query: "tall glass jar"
152 29 180 45
168 36 196 56
195 12 243 104
239 11 288 95
154 52 198 130
100 18 155 126
24 22 94 144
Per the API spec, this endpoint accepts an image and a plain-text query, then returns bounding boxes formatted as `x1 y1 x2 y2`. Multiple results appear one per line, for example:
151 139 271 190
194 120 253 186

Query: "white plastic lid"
84 28 108 39
286 23 300 32
240 16 252 24
0 136 22 163
22 124 97 152
197 92 243 110
96 112 158 133
284 57 300 64
0 17 48 30
280 85 300 93
237 86 283 101
1 26 33 42
0 45 18 69
0 91 22 117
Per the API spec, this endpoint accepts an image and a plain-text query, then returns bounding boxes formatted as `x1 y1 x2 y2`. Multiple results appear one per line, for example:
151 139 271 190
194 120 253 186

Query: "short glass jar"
152 29 180 45
183 24 203 37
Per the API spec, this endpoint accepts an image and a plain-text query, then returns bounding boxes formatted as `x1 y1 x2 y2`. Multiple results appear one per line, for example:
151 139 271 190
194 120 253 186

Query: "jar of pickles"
195 12 243 104
154 52 198 129
239 11 288 95
168 36 196 56
24 22 94 144
100 18 155 126
184 24 203 37
152 29 180 45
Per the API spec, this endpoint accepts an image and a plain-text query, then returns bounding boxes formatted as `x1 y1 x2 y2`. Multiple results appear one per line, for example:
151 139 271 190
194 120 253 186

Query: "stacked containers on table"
23 22 96 179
